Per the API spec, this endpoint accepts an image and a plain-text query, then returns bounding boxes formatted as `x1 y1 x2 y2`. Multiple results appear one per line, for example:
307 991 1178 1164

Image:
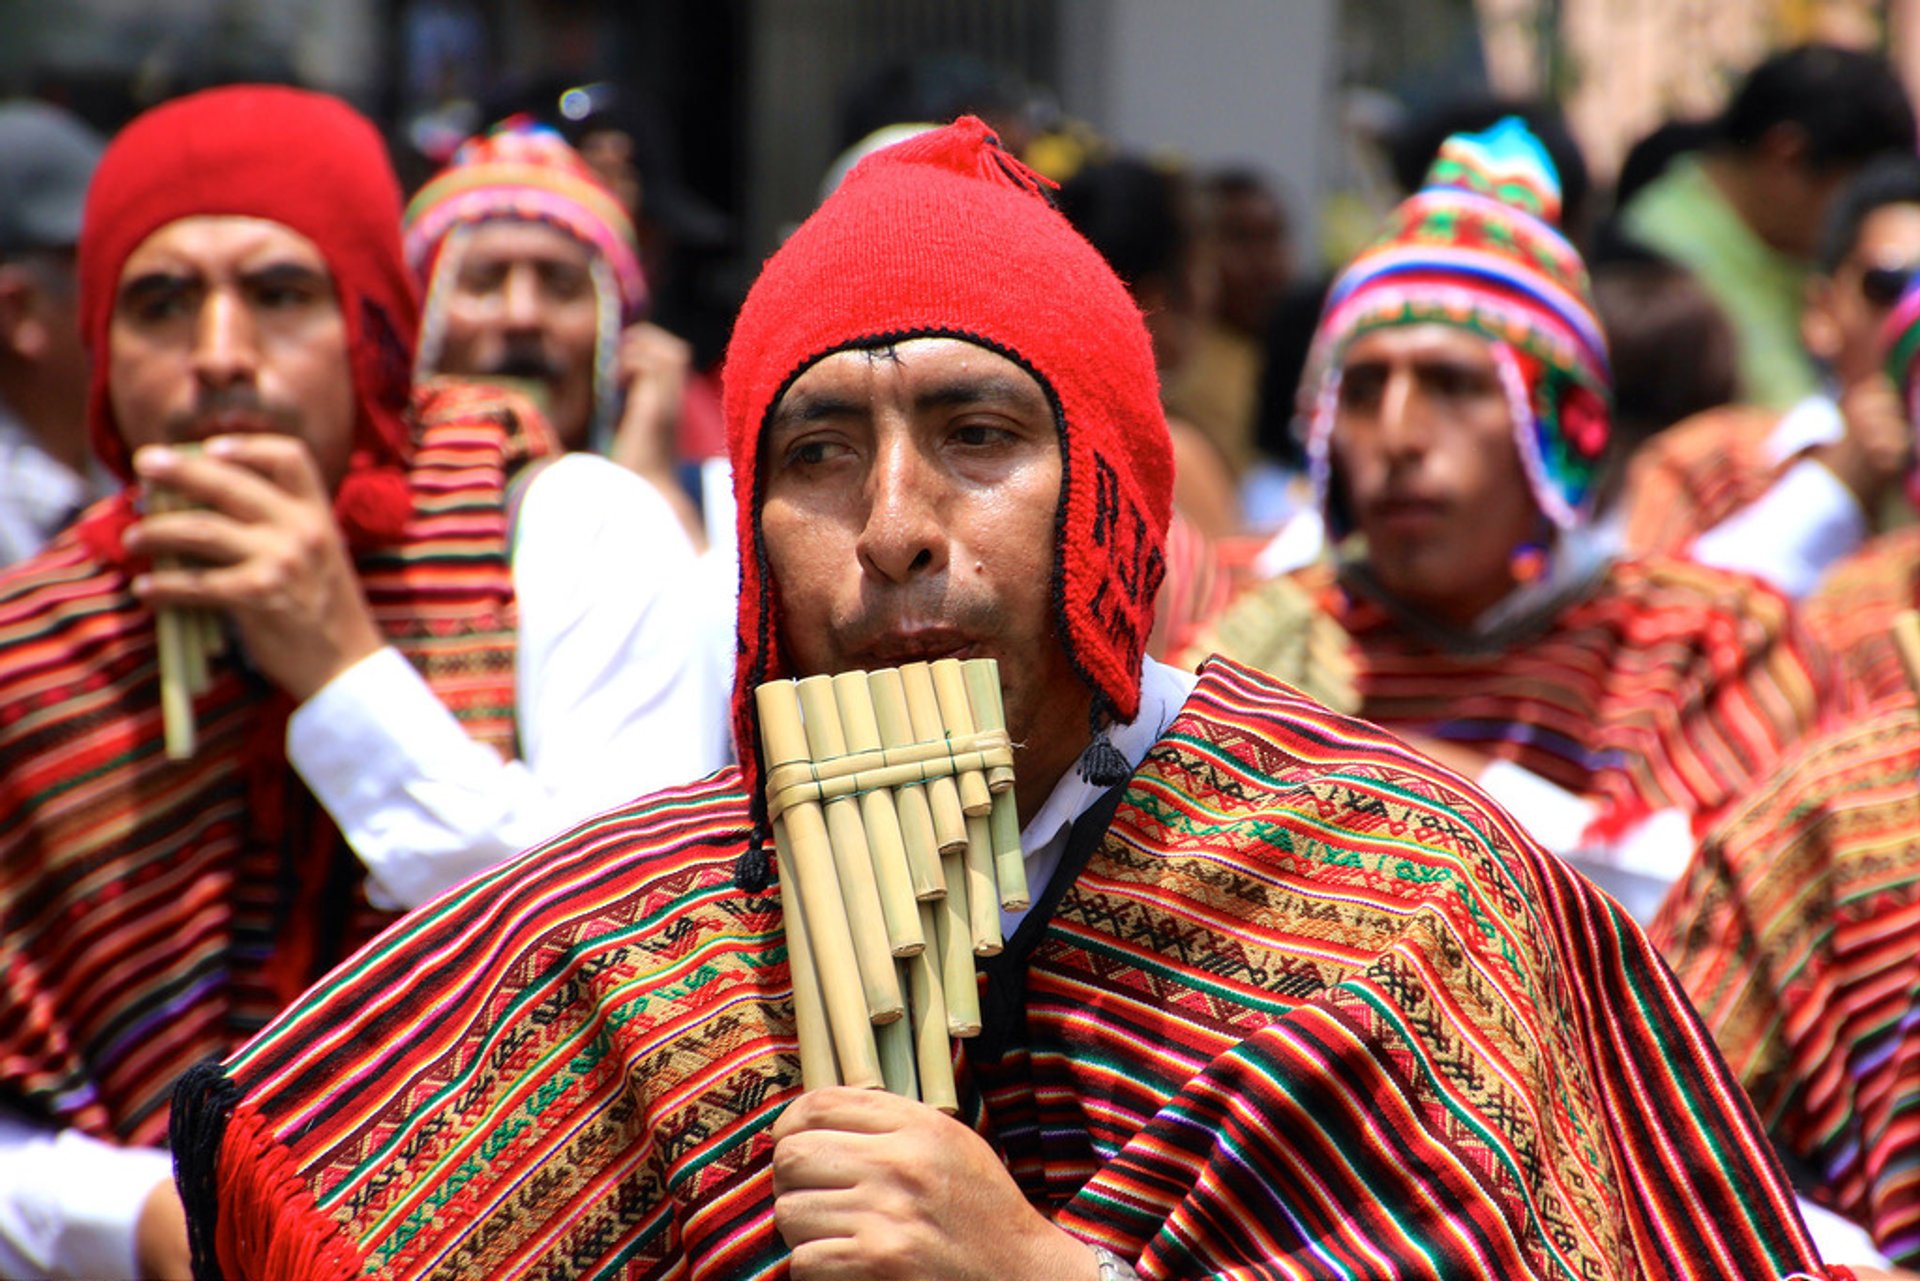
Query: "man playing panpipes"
173 118 1851 1280
0 85 724 1278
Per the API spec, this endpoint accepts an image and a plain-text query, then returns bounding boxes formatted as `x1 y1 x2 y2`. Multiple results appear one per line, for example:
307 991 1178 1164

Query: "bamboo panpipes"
759 657 1018 1111
149 476 225 761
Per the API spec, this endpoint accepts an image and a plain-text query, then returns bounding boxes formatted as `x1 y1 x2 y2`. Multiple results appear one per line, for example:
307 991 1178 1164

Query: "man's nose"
190 290 259 389
857 436 947 584
1374 366 1428 458
501 264 543 331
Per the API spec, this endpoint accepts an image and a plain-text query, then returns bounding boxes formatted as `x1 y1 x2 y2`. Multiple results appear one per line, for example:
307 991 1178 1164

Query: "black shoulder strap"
970 782 1129 1064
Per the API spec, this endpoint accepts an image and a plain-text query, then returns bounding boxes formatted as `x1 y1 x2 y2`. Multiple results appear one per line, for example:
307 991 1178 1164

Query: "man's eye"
1427 367 1493 399
455 266 508 294
135 293 191 322
539 266 592 301
122 285 193 323
786 438 850 467
951 423 1014 448
256 285 315 310
1338 371 1385 409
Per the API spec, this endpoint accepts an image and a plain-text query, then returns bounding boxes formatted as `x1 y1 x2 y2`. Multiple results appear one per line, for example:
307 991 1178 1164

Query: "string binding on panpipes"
755 657 1026 1111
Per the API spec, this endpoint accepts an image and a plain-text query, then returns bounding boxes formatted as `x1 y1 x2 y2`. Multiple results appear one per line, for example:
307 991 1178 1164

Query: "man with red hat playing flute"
173 117 1861 1280
0 85 726 1279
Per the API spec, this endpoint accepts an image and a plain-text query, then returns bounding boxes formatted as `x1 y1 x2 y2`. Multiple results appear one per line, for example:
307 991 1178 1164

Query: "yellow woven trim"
766 729 1013 821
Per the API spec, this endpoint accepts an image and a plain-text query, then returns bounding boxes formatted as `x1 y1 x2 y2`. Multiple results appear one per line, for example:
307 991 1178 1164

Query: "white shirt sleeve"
0 1110 172 1280
1690 458 1868 600
288 453 731 910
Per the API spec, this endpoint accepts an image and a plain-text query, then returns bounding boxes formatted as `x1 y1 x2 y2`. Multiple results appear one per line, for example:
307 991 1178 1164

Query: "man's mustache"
482 347 562 383
163 387 302 437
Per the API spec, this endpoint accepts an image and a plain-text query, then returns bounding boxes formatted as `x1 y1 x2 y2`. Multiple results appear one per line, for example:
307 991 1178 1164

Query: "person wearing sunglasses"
1620 153 1920 600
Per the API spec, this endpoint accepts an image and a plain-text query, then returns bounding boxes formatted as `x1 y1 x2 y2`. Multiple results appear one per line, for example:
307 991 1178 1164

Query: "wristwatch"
1089 1245 1141 1281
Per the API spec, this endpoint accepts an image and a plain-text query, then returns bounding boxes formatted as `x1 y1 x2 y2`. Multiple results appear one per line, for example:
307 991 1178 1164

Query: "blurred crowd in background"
12 0 1918 567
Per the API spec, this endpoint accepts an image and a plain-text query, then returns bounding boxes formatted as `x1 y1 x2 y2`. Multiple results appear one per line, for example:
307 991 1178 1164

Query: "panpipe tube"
830 672 925 956
931 658 994 817
909 900 958 1113
867 668 944 900
150 483 204 761
876 996 919 1101
156 602 197 760
964 813 1003 956
755 681 890 1082
936 848 982 1036
901 663 969 854
988 790 1028 912
960 659 1016 793
773 823 844 1090
794 676 905 1019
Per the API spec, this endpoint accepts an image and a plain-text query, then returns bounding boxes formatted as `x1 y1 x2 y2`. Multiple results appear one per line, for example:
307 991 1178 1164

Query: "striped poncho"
1651 703 1920 1267
1802 527 1920 706
1297 555 1848 838
0 379 547 1148
173 659 1837 1280
1614 405 1795 560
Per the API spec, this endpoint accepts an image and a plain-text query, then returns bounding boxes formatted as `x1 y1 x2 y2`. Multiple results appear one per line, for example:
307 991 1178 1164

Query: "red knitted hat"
723 117 1171 798
78 85 419 526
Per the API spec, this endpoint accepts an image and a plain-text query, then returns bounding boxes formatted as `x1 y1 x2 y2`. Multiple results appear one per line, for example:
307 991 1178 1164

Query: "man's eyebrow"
242 261 333 290
912 374 1047 413
116 270 192 307
768 391 868 431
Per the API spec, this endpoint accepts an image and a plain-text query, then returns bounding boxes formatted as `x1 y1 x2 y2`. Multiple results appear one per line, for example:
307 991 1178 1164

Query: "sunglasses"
1860 263 1918 307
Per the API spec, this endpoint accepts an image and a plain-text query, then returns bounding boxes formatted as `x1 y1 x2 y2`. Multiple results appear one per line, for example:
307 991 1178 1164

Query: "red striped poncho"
1651 703 1920 1267
1299 555 1850 836
1802 528 1920 706
1615 405 1791 559
0 379 548 1148
173 659 1839 1280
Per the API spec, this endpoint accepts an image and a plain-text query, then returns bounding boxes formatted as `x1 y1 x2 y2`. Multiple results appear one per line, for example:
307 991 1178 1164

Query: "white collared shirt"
1004 658 1198 940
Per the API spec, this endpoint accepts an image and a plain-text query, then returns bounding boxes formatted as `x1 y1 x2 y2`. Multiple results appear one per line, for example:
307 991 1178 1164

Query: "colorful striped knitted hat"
404 118 646 451
723 116 1171 832
1308 117 1611 532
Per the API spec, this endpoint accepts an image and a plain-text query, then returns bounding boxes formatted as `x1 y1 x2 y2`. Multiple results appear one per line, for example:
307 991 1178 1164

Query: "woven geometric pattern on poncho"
1652 703 1920 1267
1803 527 1920 706
1301 555 1850 837
173 659 1836 1280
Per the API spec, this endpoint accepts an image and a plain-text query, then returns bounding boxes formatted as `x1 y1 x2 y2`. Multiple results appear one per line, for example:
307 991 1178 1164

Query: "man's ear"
0 265 48 360
1758 121 1813 172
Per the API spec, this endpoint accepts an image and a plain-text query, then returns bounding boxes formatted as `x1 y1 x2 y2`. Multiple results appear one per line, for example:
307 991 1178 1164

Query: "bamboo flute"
773 823 841 1090
961 659 1028 910
930 658 994 817
149 479 223 760
757 657 1020 1106
831 672 925 956
794 676 906 1020
900 663 969 854
755 680 886 1087
909 900 959 1112
867 668 945 900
